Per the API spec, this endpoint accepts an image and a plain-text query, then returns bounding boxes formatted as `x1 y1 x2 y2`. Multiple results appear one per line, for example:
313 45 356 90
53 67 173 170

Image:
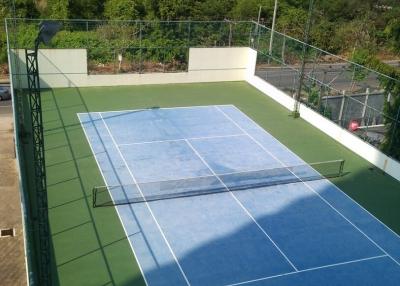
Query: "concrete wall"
11 47 256 88
189 48 251 71
246 75 400 182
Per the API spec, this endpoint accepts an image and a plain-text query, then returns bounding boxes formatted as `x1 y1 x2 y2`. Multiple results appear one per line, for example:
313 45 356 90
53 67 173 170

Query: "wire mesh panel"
253 22 400 159
6 18 400 286
7 19 400 159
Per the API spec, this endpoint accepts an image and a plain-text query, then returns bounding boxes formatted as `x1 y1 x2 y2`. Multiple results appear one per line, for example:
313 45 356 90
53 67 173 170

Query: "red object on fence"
349 120 359 131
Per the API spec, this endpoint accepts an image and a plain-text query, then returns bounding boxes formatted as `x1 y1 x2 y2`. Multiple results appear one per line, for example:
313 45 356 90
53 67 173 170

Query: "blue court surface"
78 105 400 286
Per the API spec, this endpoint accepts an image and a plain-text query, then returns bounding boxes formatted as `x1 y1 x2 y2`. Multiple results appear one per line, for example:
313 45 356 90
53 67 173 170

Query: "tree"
157 0 192 20
315 0 374 21
230 0 274 21
68 0 105 19
45 0 69 19
334 17 377 52
0 0 39 63
351 49 400 160
191 0 235 20
104 0 142 20
310 19 341 53
385 18 400 52
276 7 307 39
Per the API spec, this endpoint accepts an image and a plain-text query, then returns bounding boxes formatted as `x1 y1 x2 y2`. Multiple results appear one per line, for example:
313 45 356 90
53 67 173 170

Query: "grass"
39 81 400 285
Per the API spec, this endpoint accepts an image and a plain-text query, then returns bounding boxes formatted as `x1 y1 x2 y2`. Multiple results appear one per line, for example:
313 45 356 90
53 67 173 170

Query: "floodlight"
35 21 62 50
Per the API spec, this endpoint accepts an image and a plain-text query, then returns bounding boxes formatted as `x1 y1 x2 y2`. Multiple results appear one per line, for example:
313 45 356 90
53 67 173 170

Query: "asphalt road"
255 61 399 94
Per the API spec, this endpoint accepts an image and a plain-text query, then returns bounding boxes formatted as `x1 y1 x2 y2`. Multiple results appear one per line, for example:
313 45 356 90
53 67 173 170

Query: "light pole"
25 20 61 286
293 0 314 118
257 5 262 25
257 1 278 59
269 0 278 56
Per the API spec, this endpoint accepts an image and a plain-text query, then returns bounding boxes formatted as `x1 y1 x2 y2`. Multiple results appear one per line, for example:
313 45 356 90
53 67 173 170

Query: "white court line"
227 104 400 242
184 139 298 272
216 106 400 267
77 114 149 286
117 134 245 147
225 254 388 286
76 104 233 116
82 105 400 284
99 112 192 286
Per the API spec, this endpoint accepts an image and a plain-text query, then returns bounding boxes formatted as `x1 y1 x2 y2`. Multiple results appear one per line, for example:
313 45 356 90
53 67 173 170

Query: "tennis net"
92 159 345 207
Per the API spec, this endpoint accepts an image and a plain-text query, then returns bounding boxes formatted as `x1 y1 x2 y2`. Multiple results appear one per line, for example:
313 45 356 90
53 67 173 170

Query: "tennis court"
78 104 400 285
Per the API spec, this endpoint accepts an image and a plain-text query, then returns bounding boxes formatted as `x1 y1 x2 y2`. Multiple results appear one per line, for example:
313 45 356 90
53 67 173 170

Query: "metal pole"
293 0 314 117
139 21 142 73
25 39 51 286
338 91 346 125
224 19 233 47
255 5 262 46
269 0 278 56
187 21 191 47
361 88 369 123
281 31 286 63
318 70 327 111
229 22 232 47
388 105 400 154
86 21 89 49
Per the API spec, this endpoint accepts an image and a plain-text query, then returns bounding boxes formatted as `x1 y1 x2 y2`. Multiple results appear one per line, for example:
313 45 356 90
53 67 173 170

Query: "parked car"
0 86 11 101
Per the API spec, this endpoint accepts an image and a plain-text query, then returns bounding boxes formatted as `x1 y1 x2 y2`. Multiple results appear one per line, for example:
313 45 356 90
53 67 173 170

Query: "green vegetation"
351 49 400 160
1 0 400 67
34 82 400 284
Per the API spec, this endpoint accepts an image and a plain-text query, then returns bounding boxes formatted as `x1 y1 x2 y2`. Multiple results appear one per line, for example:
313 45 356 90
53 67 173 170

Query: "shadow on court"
114 172 400 285
40 85 400 286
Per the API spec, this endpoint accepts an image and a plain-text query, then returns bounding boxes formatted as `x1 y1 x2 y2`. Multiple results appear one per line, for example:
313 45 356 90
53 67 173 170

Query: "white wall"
38 49 87 74
189 47 252 71
11 47 256 88
246 74 400 182
245 48 258 81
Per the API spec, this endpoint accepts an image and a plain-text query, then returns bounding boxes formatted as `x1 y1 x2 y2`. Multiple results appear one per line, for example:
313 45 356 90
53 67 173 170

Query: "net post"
339 160 345 176
92 187 97 208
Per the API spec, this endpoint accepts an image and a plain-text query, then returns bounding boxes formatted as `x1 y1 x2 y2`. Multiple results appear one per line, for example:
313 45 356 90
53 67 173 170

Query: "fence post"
281 33 286 63
350 64 356 92
92 188 96 208
361 88 369 124
388 105 400 155
229 22 232 47
86 21 89 50
139 21 142 73
187 21 191 47
317 84 324 111
338 90 346 125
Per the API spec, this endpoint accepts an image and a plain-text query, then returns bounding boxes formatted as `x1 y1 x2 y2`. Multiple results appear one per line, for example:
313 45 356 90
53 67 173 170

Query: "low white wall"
10 49 88 88
11 47 256 88
247 75 400 182
38 49 87 74
189 47 251 71
245 49 258 81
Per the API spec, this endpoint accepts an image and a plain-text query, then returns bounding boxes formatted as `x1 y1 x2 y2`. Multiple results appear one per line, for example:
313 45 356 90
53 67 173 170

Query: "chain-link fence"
253 23 400 160
6 19 400 154
7 18 400 160
5 18 400 285
7 19 255 74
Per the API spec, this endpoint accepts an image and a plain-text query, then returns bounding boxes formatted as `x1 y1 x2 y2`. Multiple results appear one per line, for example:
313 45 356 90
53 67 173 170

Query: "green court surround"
41 81 400 285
